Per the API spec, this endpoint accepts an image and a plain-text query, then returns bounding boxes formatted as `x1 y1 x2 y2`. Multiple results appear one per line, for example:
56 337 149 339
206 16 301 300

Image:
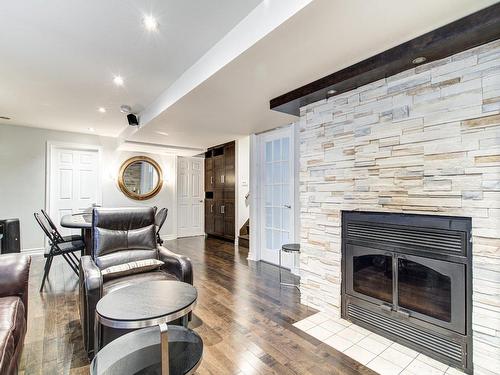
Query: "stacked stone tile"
299 40 500 374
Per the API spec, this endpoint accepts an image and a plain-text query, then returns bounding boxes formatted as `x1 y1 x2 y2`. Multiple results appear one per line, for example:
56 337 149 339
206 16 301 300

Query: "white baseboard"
247 252 259 261
21 247 44 255
161 234 178 241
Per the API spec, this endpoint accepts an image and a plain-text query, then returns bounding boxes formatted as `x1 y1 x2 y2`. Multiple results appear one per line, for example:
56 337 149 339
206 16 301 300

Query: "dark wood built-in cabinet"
205 141 235 241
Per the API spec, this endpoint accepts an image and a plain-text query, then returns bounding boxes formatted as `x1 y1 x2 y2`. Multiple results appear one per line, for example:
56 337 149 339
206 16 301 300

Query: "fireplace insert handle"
380 303 393 312
396 308 411 319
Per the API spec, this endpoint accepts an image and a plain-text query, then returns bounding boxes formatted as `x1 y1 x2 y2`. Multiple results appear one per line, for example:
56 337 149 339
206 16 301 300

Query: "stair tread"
239 234 249 240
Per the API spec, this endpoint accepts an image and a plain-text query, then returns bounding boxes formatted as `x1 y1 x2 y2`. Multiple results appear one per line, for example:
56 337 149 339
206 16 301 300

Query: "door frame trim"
45 141 103 228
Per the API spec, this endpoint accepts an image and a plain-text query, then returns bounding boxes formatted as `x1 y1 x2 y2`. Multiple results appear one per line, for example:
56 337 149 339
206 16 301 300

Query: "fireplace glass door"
347 245 393 305
396 254 466 334
346 245 466 334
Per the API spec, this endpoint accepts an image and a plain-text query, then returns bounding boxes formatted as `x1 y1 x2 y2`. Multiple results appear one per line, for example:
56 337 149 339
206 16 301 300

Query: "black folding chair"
34 212 84 292
41 209 82 243
155 208 168 245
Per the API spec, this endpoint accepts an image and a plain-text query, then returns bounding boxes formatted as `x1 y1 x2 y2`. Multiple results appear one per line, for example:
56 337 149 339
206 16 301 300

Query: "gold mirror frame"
118 156 163 200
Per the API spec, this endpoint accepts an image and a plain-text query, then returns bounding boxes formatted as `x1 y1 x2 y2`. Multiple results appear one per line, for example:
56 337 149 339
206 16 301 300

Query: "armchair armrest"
0 254 31 319
80 255 102 294
79 255 103 357
158 246 193 285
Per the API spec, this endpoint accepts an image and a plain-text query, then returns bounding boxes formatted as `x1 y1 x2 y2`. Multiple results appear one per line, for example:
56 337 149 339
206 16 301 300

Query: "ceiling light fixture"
143 15 159 31
98 107 106 113
88 127 95 132
0 116 11 120
113 75 124 86
412 56 427 64
326 89 337 97
156 131 169 136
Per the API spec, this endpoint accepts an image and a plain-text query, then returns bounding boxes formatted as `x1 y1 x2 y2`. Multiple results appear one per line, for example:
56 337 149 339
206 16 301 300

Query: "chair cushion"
61 234 83 243
101 259 164 281
94 249 159 270
0 296 26 373
44 240 85 257
103 270 178 296
92 208 157 260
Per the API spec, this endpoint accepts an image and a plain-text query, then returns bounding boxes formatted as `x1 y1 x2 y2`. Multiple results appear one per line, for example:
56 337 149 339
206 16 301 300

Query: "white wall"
0 124 177 251
236 136 250 240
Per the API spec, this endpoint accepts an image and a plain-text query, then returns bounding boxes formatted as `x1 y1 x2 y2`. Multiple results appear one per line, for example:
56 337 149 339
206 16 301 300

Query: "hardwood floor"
20 237 375 375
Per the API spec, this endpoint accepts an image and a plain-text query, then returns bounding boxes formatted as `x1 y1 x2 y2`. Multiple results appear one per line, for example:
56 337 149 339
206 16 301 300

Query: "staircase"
238 219 249 248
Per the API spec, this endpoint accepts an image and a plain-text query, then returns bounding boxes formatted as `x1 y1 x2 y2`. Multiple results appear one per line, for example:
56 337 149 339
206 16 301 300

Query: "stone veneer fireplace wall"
298 40 500 374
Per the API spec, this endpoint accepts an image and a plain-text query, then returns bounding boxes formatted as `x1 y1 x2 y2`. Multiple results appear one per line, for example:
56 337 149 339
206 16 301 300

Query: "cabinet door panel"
224 144 235 189
204 141 236 241
223 200 235 238
205 200 215 234
214 215 224 235
205 158 214 191
213 200 224 235
214 155 224 188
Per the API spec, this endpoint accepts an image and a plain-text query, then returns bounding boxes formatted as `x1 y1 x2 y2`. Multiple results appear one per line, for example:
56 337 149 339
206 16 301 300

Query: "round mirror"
118 156 163 200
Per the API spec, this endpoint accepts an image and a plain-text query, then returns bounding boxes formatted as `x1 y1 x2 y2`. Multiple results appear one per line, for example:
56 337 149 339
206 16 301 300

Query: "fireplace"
341 211 472 373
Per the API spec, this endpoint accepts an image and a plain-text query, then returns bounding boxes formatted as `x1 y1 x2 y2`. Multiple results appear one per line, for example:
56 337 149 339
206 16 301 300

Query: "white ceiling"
130 0 497 149
1 0 497 149
0 0 261 136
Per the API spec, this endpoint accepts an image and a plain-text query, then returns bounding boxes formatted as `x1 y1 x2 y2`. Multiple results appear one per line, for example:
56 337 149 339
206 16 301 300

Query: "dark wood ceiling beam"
270 3 500 116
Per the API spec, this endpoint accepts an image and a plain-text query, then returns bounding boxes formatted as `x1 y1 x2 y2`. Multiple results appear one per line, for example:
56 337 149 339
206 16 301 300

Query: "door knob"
283 204 291 209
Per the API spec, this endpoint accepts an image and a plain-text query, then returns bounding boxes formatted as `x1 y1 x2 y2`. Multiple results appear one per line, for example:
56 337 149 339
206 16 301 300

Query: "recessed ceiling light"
412 56 427 64
143 15 159 31
0 116 11 120
88 127 95 132
98 107 106 113
113 75 124 86
156 131 169 136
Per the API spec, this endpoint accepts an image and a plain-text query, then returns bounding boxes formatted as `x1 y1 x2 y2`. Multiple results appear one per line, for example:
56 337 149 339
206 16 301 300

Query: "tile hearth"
294 312 465 375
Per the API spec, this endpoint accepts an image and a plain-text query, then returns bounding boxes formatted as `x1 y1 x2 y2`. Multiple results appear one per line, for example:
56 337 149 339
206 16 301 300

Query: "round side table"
92 280 202 375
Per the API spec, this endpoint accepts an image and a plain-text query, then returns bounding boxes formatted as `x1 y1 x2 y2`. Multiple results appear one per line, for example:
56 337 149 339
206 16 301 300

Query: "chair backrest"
155 208 168 235
41 209 64 242
92 207 157 269
34 212 58 245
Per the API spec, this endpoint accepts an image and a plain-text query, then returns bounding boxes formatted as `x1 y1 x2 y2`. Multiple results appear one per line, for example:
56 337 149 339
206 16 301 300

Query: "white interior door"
177 157 204 237
48 144 101 236
260 128 295 268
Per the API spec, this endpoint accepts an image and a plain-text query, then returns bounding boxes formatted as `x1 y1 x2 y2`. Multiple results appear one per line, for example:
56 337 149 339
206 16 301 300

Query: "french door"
259 127 295 268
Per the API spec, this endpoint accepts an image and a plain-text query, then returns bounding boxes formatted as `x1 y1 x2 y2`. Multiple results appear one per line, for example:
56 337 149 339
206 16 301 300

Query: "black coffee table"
91 280 202 375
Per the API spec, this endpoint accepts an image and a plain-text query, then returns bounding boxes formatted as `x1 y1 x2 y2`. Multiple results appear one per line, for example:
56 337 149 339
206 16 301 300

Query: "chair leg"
69 252 79 265
68 254 79 275
62 253 79 276
39 256 53 292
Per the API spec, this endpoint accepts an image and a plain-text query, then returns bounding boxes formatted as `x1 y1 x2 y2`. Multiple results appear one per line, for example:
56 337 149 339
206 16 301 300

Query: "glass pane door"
396 254 466 334
353 254 393 303
261 130 293 267
398 258 451 322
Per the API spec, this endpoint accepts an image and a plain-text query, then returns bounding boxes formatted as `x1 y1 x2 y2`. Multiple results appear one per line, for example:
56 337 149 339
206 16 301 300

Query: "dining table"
60 212 93 255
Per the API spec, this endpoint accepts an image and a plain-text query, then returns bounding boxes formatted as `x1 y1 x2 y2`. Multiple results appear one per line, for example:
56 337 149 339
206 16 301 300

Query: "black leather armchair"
79 207 192 358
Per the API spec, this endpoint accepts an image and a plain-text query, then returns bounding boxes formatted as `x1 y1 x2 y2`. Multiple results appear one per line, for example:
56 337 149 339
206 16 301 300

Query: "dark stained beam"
270 3 500 116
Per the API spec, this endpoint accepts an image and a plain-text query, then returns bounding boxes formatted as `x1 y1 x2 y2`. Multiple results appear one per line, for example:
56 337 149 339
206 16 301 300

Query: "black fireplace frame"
341 211 473 373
